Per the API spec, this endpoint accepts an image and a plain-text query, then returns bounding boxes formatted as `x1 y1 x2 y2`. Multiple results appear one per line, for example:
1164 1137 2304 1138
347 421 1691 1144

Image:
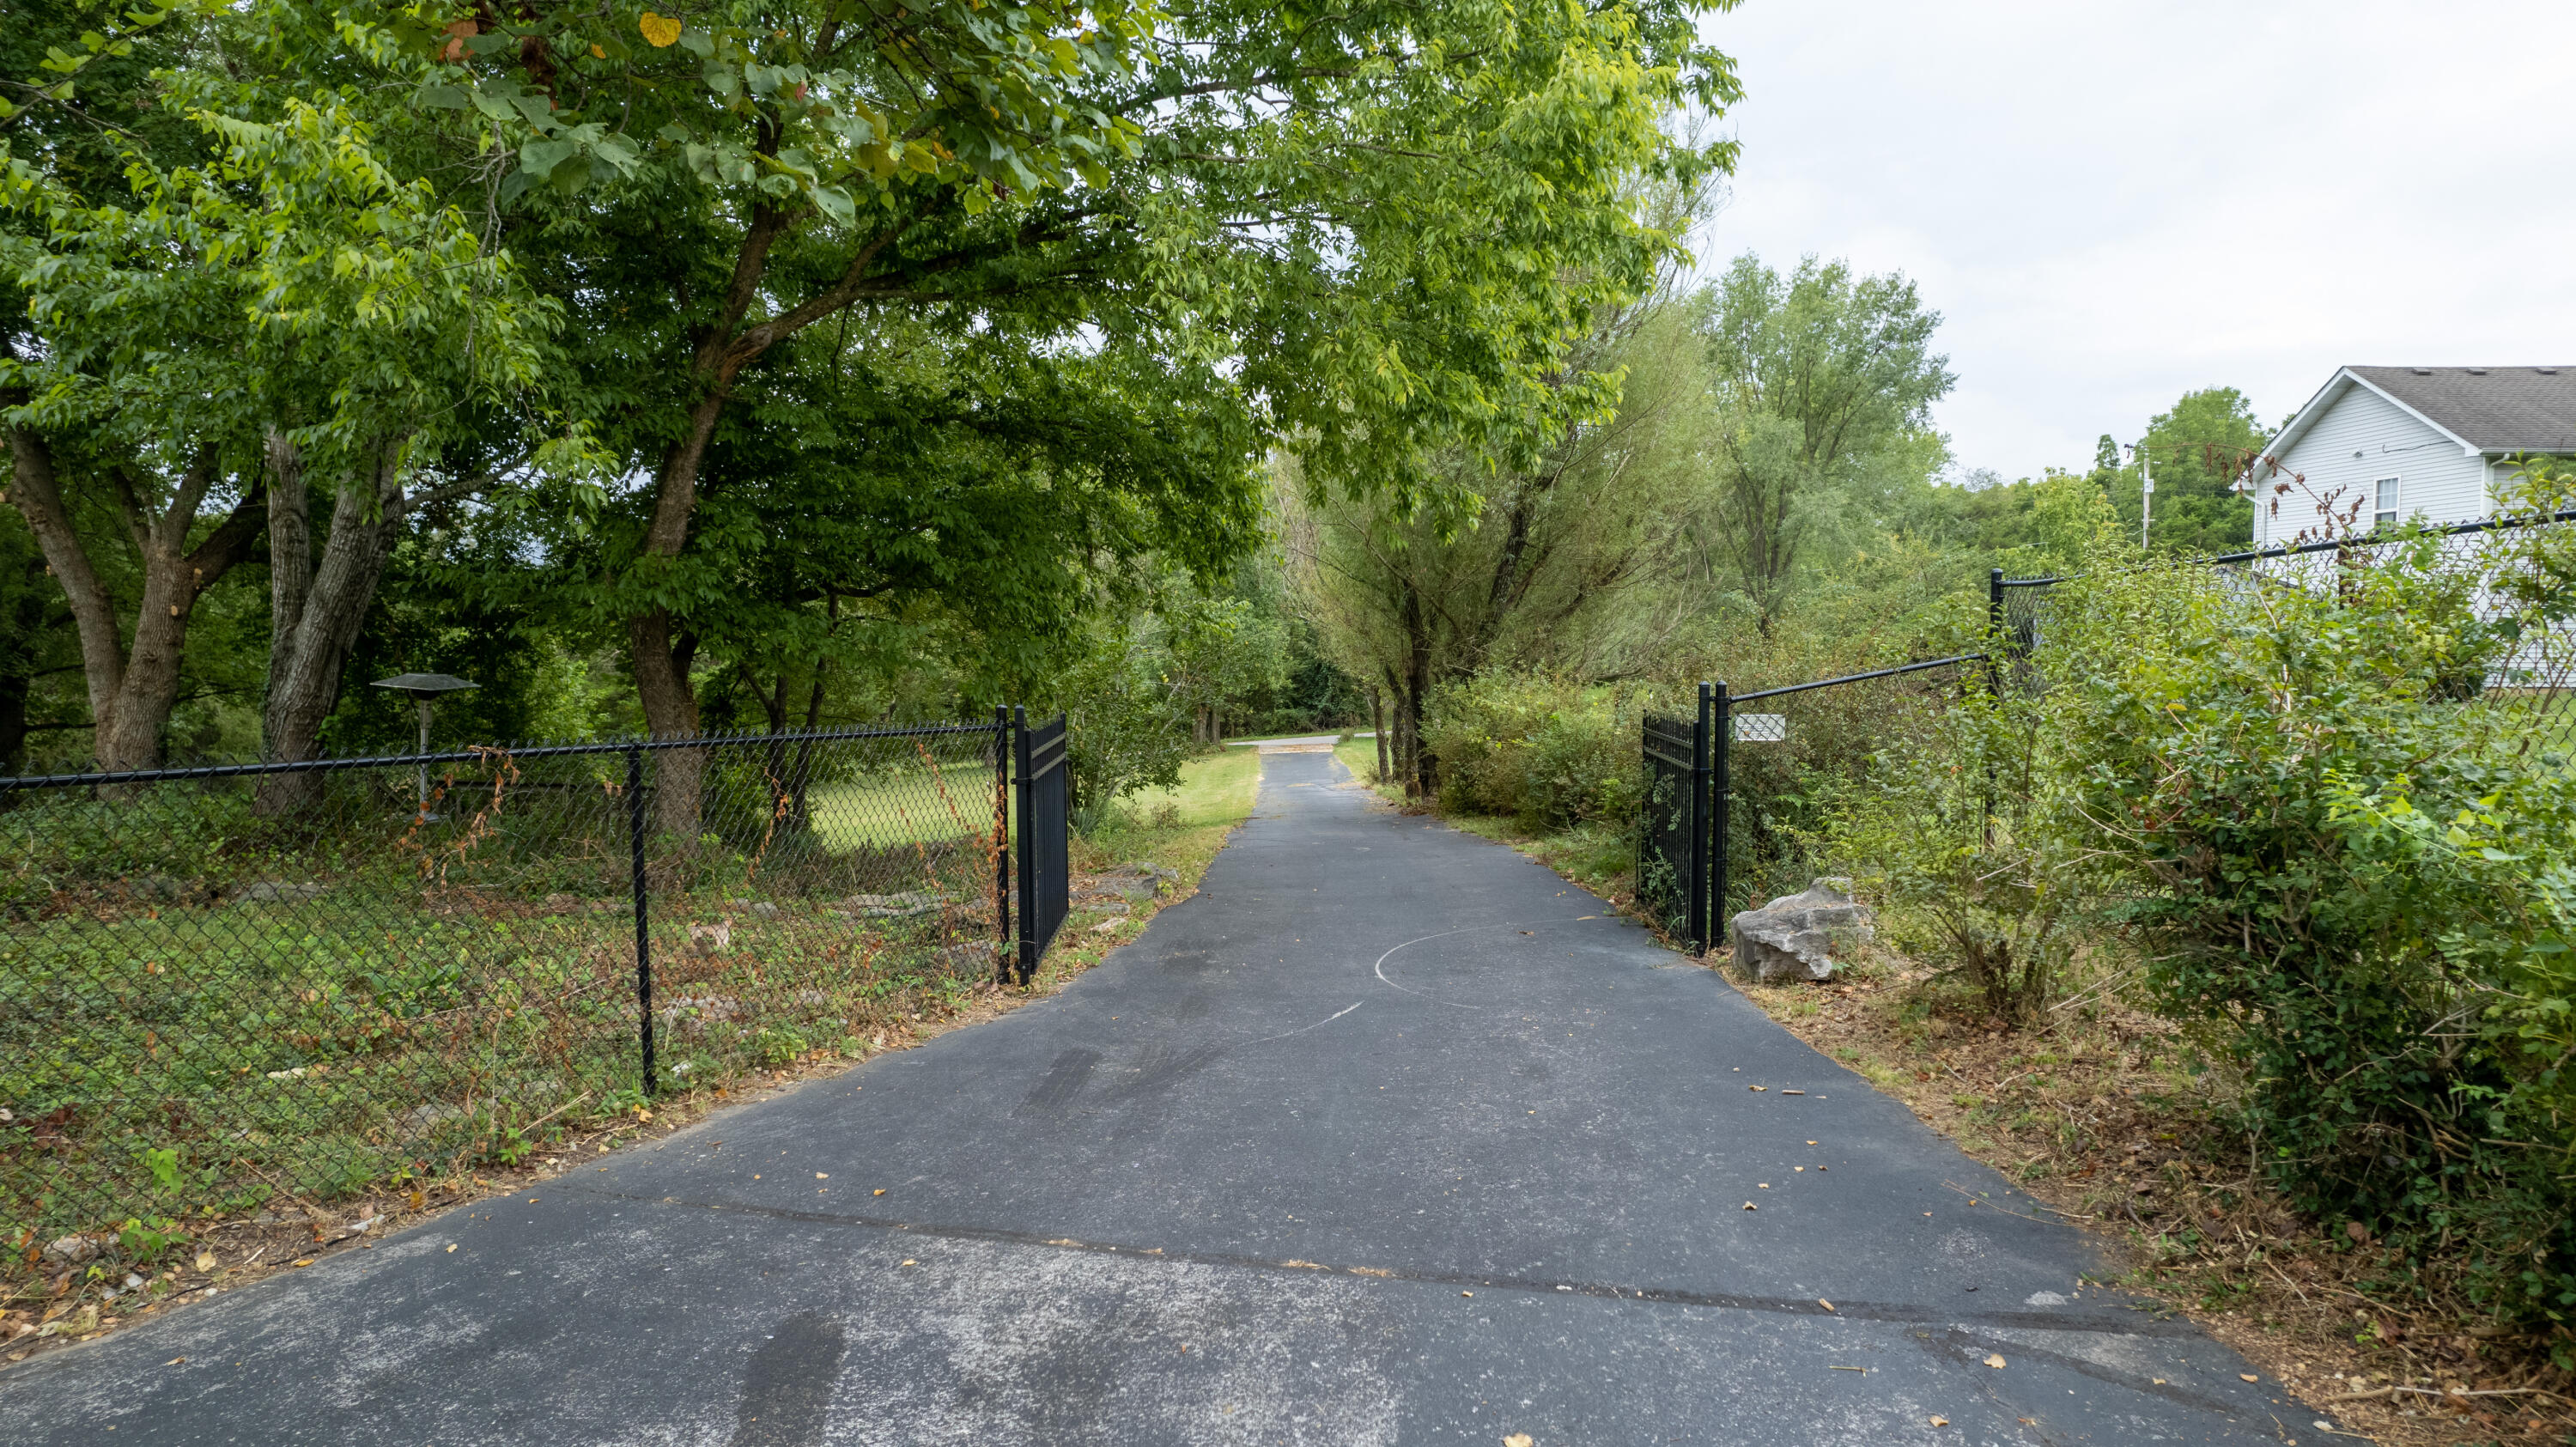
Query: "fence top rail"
1732 653 1986 705
1995 506 2576 591
0 721 1007 793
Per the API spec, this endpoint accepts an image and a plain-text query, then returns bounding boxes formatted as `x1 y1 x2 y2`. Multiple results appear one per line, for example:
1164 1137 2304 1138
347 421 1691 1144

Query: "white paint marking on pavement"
1370 918 1600 1006
1240 1000 1365 1048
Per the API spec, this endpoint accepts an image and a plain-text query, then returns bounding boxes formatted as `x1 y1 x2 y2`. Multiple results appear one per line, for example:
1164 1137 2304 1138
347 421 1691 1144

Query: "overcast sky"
1696 0 2576 482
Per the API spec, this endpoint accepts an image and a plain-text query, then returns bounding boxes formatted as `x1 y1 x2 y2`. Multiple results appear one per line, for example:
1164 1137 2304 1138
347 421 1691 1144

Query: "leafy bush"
1420 674 1652 832
1832 693 2072 1021
2038 533 2576 1339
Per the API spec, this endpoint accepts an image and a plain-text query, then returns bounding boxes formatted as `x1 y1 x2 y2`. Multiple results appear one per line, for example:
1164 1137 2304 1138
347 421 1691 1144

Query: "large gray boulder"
1730 877 1874 982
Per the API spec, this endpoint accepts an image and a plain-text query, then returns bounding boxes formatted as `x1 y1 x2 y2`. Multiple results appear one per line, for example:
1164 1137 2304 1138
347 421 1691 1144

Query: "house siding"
2254 383 2488 548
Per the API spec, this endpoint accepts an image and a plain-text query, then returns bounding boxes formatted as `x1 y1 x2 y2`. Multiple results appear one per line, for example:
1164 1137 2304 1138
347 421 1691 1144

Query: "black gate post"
626 743 656 1097
1690 682 1712 953
1984 567 2005 843
1710 679 1731 946
993 705 1012 983
1013 705 1034 986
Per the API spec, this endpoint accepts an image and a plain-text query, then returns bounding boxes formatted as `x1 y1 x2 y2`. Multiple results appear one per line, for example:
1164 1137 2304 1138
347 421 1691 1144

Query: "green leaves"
2034 538 2576 1331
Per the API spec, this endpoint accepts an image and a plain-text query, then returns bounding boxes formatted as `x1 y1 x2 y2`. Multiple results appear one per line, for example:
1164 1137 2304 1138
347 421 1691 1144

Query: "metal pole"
1710 680 1731 945
1013 705 1034 987
416 697 433 818
1985 568 2004 847
1692 682 1711 953
2141 448 2154 549
627 745 656 1097
993 705 1012 984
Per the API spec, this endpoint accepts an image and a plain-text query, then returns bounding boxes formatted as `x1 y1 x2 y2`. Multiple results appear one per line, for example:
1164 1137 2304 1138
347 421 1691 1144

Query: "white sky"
1697 0 2576 482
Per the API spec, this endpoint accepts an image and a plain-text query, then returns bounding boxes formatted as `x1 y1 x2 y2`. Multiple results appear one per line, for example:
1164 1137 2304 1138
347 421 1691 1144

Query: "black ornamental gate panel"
1637 683 1713 951
1012 708 1071 984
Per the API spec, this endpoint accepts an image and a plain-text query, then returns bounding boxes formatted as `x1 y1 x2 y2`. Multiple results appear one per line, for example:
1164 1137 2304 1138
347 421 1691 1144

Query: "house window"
2373 476 2400 528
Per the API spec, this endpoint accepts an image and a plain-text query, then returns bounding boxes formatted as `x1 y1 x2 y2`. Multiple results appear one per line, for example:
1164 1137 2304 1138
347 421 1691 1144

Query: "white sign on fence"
1735 713 1787 743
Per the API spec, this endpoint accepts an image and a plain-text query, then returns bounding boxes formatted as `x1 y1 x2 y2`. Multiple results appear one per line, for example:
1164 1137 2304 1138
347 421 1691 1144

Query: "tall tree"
2099 386 2263 556
3 23 560 775
368 0 1735 834
1290 263 1721 795
1694 253 1953 634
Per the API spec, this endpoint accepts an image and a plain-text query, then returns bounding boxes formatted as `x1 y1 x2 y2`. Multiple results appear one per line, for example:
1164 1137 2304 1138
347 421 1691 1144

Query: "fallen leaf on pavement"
2239 1373 2258 1382
1818 1299 1834 1311
1929 1416 1948 1427
165 1357 185 1365
1504 1436 1534 1447
873 1189 885 1196
1984 1354 2008 1369
1750 1085 1765 1092
1743 1202 1758 1210
445 1244 457 1253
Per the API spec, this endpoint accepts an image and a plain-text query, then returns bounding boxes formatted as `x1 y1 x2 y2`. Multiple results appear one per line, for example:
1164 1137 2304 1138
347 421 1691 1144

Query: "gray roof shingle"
2347 366 2576 452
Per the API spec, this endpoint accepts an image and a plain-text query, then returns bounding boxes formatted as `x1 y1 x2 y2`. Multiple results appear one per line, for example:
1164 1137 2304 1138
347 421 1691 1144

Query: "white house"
2248 366 2576 550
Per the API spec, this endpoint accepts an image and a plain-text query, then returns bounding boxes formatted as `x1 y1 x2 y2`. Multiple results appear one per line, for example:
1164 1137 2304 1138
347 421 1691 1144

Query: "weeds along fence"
1637 663 1976 950
1 715 1071 1261
1642 510 2576 955
1996 516 2576 756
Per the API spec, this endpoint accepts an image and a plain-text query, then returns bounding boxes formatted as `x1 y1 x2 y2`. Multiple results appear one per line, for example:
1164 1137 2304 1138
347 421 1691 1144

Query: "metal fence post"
1013 704 1034 986
1710 680 1730 945
1984 567 2005 845
626 743 656 1098
993 705 1012 982
1691 682 1712 953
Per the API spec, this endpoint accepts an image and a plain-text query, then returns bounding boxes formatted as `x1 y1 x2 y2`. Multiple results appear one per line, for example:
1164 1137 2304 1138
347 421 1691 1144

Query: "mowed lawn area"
806 766 1009 851
1117 746 1263 830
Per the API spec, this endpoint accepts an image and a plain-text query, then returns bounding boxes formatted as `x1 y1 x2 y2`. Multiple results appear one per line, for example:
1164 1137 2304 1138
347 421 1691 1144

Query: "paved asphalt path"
4 751 2326 1445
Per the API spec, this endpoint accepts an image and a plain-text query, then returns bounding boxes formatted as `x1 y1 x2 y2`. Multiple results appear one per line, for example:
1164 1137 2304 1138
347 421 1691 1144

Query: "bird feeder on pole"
370 672 478 819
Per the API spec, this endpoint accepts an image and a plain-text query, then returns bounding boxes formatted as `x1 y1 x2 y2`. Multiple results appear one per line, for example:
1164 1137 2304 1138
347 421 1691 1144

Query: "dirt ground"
1724 947 2576 1447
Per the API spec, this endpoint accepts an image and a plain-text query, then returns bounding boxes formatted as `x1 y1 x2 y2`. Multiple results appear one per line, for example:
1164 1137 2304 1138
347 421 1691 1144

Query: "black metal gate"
1013 708 1071 983
1637 683 1712 951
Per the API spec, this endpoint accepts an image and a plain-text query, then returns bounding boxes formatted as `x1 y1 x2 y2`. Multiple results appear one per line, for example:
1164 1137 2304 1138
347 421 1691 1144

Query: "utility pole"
2140 445 2155 549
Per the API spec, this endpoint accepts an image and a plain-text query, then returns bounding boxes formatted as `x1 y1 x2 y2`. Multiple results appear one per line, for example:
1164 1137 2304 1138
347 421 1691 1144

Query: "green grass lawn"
1115 746 1263 830
806 769 1005 851
1333 737 1394 798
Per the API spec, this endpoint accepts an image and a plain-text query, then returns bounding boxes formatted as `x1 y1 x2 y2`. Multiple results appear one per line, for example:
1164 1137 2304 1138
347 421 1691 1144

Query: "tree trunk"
625 369 737 840
1399 580 1434 799
1370 686 1388 782
255 436 412 812
6 426 262 772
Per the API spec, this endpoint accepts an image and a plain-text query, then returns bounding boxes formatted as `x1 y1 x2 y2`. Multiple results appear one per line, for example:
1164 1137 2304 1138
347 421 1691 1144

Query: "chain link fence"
1657 513 2573 958
1996 514 2576 756
2 722 1028 1266
1717 659 1976 925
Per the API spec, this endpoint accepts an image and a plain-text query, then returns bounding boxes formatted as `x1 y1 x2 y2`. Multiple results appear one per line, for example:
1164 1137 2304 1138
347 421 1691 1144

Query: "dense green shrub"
1830 692 2072 1021
2039 536 2576 1340
1421 675 1653 832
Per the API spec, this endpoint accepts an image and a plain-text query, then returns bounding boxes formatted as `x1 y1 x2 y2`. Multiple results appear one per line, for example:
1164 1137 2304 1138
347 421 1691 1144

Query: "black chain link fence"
1997 514 2576 756
2 722 1023 1268
1717 659 1974 925
1671 514 2573 957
